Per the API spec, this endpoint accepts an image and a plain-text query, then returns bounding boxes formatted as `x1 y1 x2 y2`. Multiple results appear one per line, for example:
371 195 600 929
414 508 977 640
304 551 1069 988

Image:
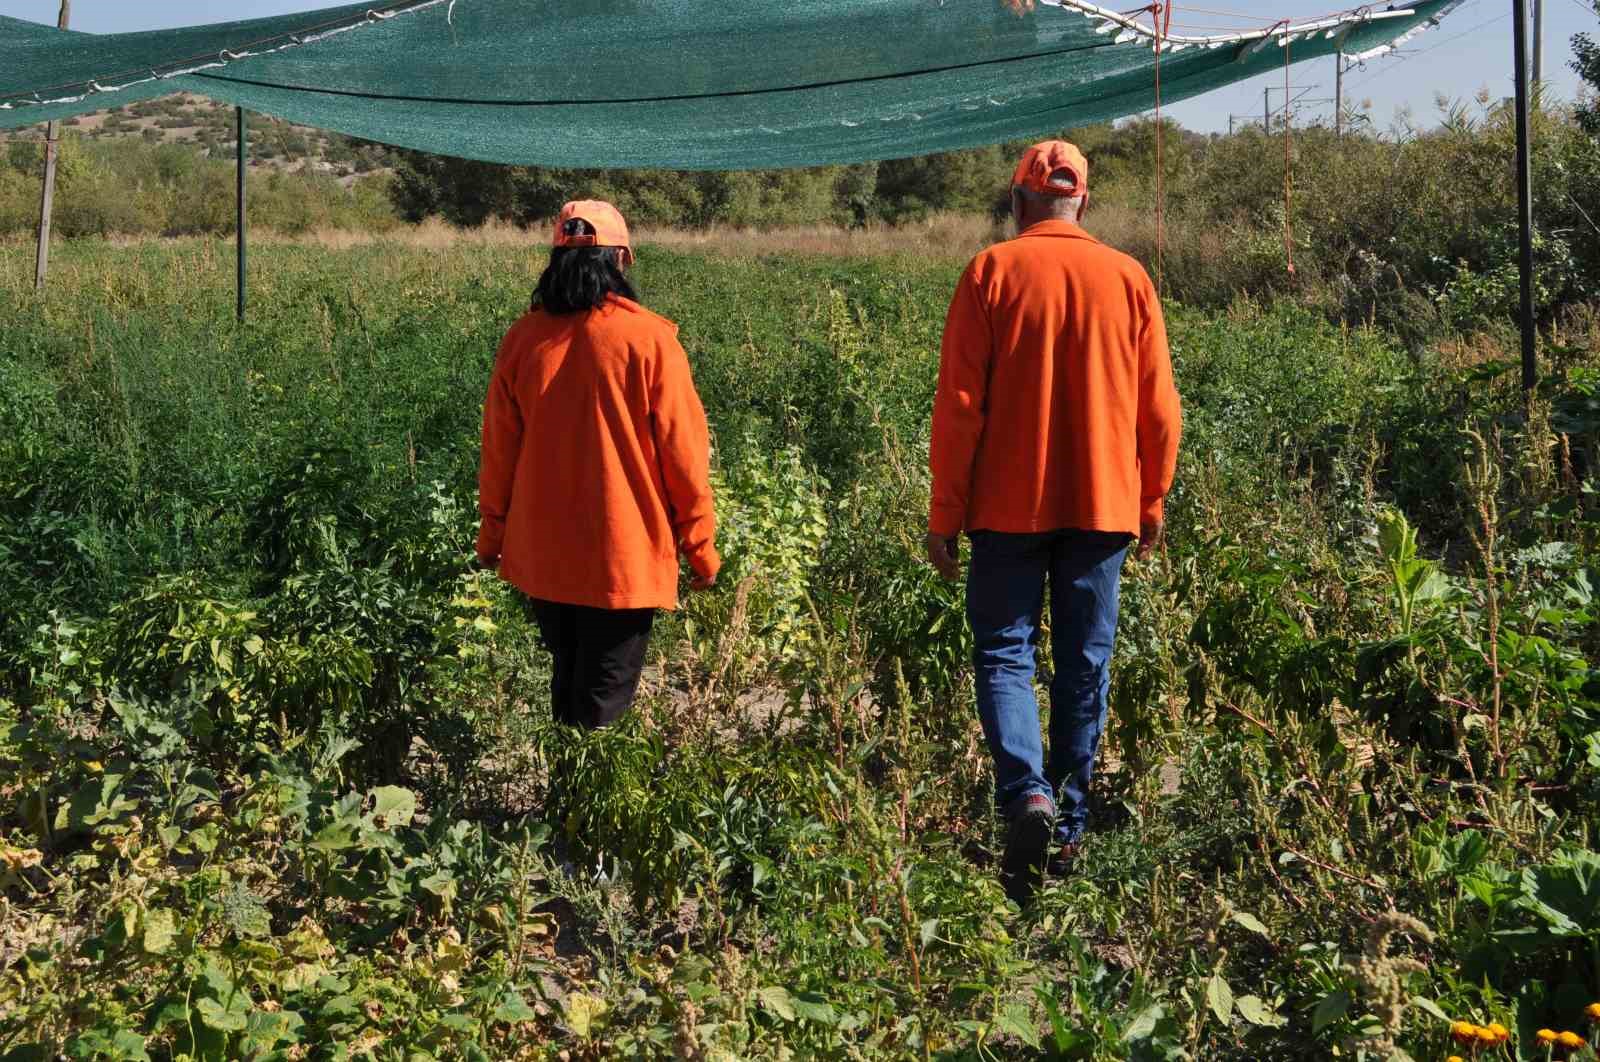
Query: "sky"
1 0 1592 135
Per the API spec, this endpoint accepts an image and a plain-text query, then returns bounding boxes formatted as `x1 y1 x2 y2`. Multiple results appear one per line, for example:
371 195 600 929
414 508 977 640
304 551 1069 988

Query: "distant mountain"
6 93 396 186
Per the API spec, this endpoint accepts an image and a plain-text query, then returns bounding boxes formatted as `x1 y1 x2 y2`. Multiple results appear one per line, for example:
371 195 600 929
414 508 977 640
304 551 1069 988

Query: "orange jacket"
929 220 1182 539
477 295 719 610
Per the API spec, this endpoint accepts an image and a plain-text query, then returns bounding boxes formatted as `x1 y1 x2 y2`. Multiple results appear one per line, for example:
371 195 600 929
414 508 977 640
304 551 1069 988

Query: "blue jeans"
967 529 1130 844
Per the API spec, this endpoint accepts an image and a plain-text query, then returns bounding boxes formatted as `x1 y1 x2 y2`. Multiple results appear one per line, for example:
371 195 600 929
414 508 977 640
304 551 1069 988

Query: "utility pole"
33 0 71 293
1511 0 1537 392
1264 85 1272 132
1229 115 1235 135
1335 51 1345 138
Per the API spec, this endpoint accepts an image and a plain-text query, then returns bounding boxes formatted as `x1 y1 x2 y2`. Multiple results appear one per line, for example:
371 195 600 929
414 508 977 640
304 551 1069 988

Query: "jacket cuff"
1139 495 1166 525
928 504 965 539
686 541 721 581
476 518 505 563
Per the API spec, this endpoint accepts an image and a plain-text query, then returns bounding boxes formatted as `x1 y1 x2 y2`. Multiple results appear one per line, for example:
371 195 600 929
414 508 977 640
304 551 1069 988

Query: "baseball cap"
553 199 633 264
1011 140 1089 197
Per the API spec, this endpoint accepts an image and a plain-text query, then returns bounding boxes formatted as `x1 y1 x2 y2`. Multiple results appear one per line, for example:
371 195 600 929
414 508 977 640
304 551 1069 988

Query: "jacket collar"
1017 219 1099 243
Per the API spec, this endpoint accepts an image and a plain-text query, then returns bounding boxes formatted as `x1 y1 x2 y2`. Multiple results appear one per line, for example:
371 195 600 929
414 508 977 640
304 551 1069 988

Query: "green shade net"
0 0 1461 169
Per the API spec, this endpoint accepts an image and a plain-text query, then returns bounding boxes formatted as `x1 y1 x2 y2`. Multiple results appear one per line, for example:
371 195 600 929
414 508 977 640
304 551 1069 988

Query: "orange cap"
553 200 633 264
1011 140 1089 197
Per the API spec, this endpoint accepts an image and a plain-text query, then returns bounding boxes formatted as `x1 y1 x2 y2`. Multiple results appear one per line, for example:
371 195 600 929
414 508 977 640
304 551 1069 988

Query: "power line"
1344 9 1508 93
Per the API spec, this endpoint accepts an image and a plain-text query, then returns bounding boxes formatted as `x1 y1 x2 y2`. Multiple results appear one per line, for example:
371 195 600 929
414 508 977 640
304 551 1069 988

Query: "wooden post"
1511 0 1537 392
33 1 71 293
237 107 247 323
1264 86 1271 131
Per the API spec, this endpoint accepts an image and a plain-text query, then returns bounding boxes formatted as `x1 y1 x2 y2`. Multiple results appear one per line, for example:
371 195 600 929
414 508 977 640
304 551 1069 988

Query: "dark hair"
532 218 637 314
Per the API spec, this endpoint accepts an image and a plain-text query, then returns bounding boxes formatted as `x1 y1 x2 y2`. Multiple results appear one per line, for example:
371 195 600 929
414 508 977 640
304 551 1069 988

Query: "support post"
236 107 247 323
1335 52 1344 138
33 1 71 293
1511 0 1537 392
1532 0 1543 87
1264 86 1271 131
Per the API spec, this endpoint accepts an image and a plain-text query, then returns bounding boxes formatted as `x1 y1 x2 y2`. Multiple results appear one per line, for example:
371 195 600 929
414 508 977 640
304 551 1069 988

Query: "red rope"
1152 2 1177 299
1282 25 1296 275
1151 1 1170 296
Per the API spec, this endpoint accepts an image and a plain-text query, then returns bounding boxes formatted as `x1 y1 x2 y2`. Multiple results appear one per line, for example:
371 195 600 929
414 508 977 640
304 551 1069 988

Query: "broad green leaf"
1235 995 1286 1027
369 786 416 829
793 993 838 1025
493 990 537 1024
1229 911 1271 938
1517 850 1600 938
1206 973 1234 1024
195 996 249 1033
110 1029 152 1062
565 993 609 1039
994 1003 1041 1049
757 986 796 1021
1313 990 1351 1034
307 822 357 854
142 907 177 955
1122 1004 1164 1042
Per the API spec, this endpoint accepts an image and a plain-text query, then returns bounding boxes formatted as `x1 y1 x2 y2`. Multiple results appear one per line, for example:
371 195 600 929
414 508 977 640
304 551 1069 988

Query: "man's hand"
472 554 500 573
1136 520 1164 560
689 572 718 592
926 533 961 582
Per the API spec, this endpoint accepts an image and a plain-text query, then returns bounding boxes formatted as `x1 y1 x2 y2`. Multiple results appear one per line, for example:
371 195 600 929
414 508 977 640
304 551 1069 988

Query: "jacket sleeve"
1135 280 1183 525
651 332 721 581
928 262 993 538
476 328 524 563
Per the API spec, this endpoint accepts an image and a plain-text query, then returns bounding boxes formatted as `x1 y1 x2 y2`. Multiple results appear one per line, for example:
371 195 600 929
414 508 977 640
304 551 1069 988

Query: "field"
2 234 1599 1061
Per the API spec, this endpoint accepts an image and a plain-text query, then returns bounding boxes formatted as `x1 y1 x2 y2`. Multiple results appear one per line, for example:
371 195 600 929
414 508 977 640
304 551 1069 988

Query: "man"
927 141 1182 905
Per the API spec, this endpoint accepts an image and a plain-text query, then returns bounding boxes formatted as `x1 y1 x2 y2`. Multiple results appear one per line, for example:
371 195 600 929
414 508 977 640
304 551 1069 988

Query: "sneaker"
1046 841 1081 879
1001 794 1055 907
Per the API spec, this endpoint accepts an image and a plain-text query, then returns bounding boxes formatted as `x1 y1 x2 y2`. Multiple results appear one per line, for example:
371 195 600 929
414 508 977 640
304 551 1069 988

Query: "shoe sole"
1001 807 1054 906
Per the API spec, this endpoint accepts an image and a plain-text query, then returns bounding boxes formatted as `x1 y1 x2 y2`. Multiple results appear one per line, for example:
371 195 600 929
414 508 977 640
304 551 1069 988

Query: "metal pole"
1335 52 1344 138
1264 86 1271 131
1532 0 1543 88
33 1 71 293
1511 0 1537 392
236 107 247 323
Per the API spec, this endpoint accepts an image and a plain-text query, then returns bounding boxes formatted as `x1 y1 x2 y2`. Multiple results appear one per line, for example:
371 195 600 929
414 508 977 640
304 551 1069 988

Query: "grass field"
2 236 1599 1060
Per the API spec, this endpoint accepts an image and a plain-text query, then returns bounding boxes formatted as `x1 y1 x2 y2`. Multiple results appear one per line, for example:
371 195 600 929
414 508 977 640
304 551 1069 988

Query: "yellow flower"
1451 1020 1479 1045
1536 1029 1560 1045
1486 1022 1510 1043
1475 1026 1501 1046
1586 1002 1600 1021
1446 1056 1464 1062
1557 1030 1585 1049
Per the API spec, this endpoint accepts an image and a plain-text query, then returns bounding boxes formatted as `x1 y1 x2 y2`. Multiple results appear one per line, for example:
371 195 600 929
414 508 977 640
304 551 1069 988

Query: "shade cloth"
0 0 1463 169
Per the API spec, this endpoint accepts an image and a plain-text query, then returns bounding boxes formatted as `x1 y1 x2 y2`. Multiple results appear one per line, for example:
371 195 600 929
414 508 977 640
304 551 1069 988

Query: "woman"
476 200 719 728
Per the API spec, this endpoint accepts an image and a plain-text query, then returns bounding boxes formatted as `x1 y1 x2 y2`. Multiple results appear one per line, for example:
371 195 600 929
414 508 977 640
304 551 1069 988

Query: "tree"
1576 1 1600 135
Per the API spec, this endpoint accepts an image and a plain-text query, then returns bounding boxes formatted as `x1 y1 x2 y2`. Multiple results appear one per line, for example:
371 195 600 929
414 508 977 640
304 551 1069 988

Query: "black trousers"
522 597 656 729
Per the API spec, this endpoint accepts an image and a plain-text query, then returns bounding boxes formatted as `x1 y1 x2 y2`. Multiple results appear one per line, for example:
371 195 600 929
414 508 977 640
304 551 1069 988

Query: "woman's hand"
689 572 718 591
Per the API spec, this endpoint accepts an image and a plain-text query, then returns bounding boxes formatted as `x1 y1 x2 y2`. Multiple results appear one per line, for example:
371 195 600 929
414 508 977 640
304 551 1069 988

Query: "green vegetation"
8 84 1600 351
0 135 398 239
2 234 1599 1059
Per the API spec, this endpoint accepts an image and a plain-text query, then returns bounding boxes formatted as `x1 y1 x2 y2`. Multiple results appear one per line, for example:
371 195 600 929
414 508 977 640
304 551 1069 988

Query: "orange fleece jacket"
477 295 720 610
929 220 1182 539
